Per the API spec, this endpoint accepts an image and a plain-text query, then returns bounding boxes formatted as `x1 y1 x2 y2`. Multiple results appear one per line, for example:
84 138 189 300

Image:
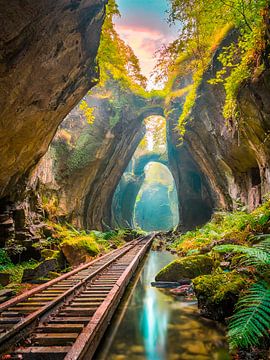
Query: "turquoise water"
95 251 230 360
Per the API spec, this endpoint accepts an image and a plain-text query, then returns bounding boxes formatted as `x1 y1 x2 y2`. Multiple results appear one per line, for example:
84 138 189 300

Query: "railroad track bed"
0 234 154 360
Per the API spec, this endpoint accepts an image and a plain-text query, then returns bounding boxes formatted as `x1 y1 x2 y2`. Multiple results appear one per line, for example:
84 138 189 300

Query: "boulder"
155 255 215 282
41 249 66 269
61 243 93 267
22 259 58 282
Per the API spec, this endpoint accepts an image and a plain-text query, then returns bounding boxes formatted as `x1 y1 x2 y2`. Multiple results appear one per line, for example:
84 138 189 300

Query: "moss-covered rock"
61 236 100 266
41 249 58 259
192 272 248 321
22 259 58 283
48 271 61 279
41 249 66 269
155 254 215 282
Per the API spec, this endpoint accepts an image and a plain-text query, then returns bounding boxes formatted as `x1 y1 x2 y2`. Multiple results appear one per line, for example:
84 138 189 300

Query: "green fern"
228 281 270 349
254 238 270 253
214 244 270 269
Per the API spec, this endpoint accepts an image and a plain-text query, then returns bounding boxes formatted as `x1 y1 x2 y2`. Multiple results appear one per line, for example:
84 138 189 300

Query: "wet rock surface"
0 0 107 198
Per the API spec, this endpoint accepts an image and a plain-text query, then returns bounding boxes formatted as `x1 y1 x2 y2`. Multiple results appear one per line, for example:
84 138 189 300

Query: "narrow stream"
95 250 230 360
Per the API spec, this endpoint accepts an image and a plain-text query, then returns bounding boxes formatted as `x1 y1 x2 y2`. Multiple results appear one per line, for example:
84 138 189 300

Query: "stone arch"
81 103 166 230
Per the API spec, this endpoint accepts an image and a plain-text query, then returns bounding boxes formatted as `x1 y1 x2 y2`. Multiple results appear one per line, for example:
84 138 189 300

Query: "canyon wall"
1 7 270 245
165 79 216 230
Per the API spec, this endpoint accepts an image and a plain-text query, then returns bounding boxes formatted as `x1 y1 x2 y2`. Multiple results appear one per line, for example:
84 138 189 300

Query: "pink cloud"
115 23 173 84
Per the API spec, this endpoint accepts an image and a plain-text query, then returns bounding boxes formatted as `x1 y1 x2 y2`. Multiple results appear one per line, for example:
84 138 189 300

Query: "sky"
114 0 178 89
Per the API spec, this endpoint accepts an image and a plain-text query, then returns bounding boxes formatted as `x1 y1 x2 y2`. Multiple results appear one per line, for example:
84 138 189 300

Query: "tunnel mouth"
133 162 179 232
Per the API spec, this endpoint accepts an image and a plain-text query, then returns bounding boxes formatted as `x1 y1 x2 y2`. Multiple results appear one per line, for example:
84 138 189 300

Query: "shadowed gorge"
0 1 270 359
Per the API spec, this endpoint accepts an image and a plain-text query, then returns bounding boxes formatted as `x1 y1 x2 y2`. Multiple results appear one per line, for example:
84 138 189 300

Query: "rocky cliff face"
2 6 269 242
0 0 107 198
179 30 270 211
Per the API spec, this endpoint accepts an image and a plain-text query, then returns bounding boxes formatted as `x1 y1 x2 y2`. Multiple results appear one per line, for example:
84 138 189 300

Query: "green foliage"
213 234 270 349
159 0 268 134
1 260 39 284
98 0 147 95
193 271 247 304
254 237 270 252
41 194 59 219
0 249 12 271
67 132 98 172
228 281 270 349
107 85 131 127
172 200 270 253
214 244 270 270
178 67 204 139
209 28 264 121
48 221 126 254
53 141 70 162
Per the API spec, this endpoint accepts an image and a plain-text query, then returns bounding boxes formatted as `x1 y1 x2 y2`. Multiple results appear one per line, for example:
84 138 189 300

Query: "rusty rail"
0 233 155 359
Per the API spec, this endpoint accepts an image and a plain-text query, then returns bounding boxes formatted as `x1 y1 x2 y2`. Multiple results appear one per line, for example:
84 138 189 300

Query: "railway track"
0 233 155 360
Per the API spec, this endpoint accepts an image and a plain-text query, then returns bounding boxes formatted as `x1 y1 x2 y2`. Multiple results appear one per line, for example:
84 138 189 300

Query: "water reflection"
140 253 169 360
95 251 230 360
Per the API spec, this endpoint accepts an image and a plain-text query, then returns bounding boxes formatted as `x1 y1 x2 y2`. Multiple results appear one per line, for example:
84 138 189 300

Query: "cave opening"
134 161 179 232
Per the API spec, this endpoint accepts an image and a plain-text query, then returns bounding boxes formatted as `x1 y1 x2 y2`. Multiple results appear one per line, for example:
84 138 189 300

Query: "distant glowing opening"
134 162 179 232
